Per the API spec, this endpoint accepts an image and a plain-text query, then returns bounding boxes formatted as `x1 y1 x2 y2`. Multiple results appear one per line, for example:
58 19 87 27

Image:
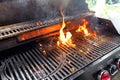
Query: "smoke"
0 0 89 26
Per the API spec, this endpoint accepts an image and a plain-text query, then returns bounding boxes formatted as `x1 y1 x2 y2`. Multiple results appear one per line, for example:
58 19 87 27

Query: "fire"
59 10 66 44
57 9 96 47
76 19 90 36
57 9 75 47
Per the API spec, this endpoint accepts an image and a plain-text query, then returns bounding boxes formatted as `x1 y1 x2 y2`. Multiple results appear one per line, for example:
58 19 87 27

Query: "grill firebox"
0 33 120 80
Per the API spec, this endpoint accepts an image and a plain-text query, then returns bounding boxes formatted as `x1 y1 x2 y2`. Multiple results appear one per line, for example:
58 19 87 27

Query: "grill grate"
0 35 120 80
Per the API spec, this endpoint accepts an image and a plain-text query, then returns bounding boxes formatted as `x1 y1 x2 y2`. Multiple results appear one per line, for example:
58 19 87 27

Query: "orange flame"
76 19 90 36
59 9 66 44
57 9 75 47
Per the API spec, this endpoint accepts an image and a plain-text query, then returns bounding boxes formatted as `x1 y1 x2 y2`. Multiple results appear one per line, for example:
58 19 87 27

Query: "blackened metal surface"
0 14 95 52
0 14 94 40
0 35 120 80
0 0 89 26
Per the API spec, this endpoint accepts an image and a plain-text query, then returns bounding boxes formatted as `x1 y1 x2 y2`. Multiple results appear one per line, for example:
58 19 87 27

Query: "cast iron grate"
0 35 120 80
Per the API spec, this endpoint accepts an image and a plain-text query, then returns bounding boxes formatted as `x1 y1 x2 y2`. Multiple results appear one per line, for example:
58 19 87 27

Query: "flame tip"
58 9 75 47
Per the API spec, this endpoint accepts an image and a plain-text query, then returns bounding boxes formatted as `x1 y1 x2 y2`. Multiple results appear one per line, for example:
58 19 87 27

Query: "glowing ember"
57 9 75 47
76 19 90 36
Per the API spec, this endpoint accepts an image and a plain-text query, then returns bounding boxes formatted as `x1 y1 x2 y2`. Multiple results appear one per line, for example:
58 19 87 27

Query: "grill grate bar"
68 54 86 67
34 48 56 73
86 37 117 51
5 60 15 80
77 37 117 55
44 44 63 66
56 48 80 71
74 38 100 54
70 48 93 62
26 51 43 79
109 37 120 45
53 74 61 80
47 51 59 67
15 55 32 80
59 70 66 78
58 45 84 68
39 48 61 70
46 56 58 69
61 67 70 76
50 50 63 63
12 57 26 80
89 46 102 56
35 48 59 73
44 52 59 69
82 44 101 57
33 49 52 74
19 53 37 80
51 75 58 80
31 49 50 75
67 44 93 62
70 53 87 66
76 47 94 61
66 58 79 69
59 44 89 64
63 65 72 75
74 39 100 59
67 56 81 68
56 72 62 80
9 58 21 79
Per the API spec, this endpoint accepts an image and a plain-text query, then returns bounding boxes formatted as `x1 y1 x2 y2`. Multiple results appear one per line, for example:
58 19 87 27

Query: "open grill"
1 34 120 80
0 0 120 80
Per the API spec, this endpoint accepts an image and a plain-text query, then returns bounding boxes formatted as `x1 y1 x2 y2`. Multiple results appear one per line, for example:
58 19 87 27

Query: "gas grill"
0 0 120 80
0 16 120 80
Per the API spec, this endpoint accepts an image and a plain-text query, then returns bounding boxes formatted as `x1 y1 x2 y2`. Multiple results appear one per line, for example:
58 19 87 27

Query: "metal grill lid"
0 0 89 26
